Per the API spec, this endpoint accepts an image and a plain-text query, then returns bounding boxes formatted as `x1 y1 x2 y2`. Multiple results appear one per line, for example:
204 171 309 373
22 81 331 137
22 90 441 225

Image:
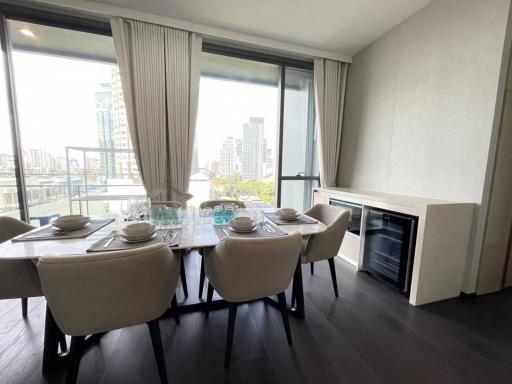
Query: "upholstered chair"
0 216 42 318
294 204 349 303
37 243 179 384
151 200 188 297
151 200 182 208
197 199 247 299
204 232 302 368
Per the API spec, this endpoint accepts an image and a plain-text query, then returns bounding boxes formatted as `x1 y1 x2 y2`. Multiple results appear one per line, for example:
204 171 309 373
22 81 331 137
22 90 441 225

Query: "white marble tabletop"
0 214 326 260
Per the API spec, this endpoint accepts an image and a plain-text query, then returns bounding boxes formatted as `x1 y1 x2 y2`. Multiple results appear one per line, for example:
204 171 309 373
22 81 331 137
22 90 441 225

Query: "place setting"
264 207 318 225
215 215 287 239
11 214 114 242
87 222 182 252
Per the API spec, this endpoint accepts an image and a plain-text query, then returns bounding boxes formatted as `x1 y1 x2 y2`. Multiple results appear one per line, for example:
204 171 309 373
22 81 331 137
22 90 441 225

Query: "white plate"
51 222 89 231
229 226 257 233
279 215 300 221
119 232 157 243
120 230 156 241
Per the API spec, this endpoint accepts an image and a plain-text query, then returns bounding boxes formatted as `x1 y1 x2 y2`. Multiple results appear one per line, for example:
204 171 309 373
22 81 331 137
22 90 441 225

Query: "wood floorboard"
1 251 512 384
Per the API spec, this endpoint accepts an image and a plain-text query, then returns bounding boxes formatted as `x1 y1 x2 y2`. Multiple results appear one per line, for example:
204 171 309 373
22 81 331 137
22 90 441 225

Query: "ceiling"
86 0 432 56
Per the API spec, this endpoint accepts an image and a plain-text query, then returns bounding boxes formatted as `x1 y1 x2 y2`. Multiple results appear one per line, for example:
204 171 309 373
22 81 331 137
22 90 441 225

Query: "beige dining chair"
197 199 247 299
37 243 179 384
0 216 42 318
293 204 350 304
204 232 302 369
151 201 182 208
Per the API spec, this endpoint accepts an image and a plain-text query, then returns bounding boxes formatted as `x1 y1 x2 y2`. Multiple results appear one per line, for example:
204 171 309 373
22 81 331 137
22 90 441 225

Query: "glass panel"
190 52 279 208
9 21 143 224
282 68 317 177
280 179 319 212
0 36 20 219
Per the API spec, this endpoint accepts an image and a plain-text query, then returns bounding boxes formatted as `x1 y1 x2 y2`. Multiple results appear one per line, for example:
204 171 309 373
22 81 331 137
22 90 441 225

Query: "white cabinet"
313 187 474 306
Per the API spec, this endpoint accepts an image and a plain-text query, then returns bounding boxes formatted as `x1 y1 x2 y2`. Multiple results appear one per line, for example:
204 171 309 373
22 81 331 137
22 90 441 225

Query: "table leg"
179 251 188 299
42 305 66 375
292 259 305 319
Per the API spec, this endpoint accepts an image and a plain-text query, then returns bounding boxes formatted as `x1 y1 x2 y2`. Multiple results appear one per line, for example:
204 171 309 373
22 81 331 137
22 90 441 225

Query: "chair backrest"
151 200 182 208
204 232 302 302
0 216 34 243
199 200 246 209
303 204 350 263
37 243 179 336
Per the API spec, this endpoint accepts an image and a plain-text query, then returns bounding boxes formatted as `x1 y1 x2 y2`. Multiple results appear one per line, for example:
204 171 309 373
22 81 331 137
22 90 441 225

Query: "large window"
190 49 318 210
190 52 279 208
3 19 143 224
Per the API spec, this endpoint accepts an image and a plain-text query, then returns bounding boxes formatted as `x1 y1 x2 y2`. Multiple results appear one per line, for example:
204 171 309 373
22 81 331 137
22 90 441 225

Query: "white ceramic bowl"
231 217 255 227
120 230 156 241
52 215 89 230
122 223 156 236
278 208 299 220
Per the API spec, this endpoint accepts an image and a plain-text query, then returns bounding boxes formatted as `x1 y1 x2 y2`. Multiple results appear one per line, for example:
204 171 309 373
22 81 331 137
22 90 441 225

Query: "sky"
0 51 111 155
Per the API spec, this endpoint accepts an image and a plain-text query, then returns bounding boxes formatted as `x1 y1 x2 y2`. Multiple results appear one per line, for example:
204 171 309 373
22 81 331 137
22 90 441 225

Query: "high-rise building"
95 82 116 177
219 136 235 176
242 117 264 181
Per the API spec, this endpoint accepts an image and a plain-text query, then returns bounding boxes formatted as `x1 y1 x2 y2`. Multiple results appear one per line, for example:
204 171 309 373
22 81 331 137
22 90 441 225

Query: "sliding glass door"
278 67 319 211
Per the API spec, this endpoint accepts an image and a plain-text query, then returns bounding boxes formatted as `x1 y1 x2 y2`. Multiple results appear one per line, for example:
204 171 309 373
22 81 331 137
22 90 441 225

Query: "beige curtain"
314 58 348 188
111 17 201 204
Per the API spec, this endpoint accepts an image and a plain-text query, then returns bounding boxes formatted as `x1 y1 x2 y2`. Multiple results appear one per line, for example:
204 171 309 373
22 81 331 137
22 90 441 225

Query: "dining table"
0 209 326 374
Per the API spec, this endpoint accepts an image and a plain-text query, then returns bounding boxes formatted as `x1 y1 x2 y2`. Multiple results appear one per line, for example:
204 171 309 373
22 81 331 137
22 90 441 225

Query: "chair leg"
65 336 85 384
147 320 169 384
277 292 292 346
180 255 188 298
225 303 238 369
205 283 214 318
21 298 28 318
328 257 339 297
59 333 68 353
310 262 314 275
291 274 297 307
171 294 180 325
199 256 205 299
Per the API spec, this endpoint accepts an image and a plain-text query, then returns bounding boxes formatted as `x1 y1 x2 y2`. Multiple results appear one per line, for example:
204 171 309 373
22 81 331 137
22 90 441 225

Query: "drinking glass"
149 206 161 226
202 207 213 225
160 207 173 227
170 207 183 228
213 206 224 225
223 205 235 223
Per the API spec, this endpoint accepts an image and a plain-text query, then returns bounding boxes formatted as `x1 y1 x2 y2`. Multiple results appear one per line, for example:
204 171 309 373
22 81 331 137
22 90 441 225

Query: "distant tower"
219 136 235 176
242 117 264 181
95 84 116 178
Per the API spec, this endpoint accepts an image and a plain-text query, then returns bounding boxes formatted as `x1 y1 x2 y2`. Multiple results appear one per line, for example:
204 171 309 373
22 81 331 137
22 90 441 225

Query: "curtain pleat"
111 17 202 203
314 58 348 188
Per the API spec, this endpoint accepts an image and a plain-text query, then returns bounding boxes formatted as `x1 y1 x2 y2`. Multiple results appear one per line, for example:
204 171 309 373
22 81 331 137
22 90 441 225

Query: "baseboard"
337 253 358 269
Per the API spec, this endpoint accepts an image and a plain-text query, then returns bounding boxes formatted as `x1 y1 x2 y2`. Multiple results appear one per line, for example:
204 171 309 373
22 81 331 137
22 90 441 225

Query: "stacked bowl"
51 215 90 230
277 208 300 221
120 223 156 243
229 216 257 233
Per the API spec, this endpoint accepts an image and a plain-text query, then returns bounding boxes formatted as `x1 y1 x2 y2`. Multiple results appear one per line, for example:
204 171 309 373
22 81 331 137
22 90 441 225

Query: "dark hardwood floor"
1 251 512 384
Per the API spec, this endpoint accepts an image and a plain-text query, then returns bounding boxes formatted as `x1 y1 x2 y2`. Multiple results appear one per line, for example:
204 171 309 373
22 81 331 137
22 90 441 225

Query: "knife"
103 236 115 248
220 228 230 237
265 224 275 233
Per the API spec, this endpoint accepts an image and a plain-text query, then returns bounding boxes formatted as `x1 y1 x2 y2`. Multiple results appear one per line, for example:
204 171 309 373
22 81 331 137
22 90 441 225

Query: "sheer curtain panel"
314 58 348 188
111 17 202 203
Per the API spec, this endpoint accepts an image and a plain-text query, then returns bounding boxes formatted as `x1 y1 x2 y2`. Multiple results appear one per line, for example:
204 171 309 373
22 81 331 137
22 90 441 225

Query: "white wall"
337 0 511 293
